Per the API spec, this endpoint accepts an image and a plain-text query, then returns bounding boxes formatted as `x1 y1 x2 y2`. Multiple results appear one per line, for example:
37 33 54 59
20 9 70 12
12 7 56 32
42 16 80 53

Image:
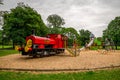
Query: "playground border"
0 65 120 72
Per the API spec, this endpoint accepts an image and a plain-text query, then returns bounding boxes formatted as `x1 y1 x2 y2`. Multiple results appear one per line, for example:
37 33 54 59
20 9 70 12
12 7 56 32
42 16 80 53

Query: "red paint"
26 34 65 49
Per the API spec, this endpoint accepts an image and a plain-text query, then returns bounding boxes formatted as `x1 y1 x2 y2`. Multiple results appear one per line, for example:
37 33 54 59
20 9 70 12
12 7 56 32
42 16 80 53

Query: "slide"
80 38 94 51
65 38 95 56
87 38 94 47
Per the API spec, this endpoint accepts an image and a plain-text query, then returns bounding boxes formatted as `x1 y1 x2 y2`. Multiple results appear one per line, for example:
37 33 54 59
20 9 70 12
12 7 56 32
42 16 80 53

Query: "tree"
103 16 120 49
0 30 2 44
0 0 3 5
60 27 79 46
79 29 91 46
3 2 48 47
0 0 4 26
47 14 65 34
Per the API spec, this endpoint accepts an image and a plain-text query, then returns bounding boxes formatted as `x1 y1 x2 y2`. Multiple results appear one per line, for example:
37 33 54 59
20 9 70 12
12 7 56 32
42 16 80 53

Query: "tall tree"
79 29 91 46
0 30 2 44
0 0 3 4
0 0 3 26
103 16 120 49
3 2 48 47
60 27 79 46
47 14 65 34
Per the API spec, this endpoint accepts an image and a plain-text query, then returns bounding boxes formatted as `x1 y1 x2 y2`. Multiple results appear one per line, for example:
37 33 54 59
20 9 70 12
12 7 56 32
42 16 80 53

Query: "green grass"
0 45 13 49
0 45 18 56
0 68 120 80
117 46 120 50
0 49 18 57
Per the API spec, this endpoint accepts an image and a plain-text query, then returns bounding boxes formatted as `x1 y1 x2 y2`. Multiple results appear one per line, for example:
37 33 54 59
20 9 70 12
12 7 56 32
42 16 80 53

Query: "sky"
0 0 120 37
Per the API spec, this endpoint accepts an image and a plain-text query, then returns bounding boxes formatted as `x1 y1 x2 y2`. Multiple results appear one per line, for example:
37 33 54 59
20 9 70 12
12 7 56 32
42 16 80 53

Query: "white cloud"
0 0 120 37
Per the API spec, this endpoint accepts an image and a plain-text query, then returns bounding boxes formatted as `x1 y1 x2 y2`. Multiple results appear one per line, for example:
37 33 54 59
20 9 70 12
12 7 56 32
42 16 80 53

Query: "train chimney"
32 29 35 35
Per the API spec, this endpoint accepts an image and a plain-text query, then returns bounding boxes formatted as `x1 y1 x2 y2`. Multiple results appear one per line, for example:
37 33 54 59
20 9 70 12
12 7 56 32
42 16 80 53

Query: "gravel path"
0 50 120 70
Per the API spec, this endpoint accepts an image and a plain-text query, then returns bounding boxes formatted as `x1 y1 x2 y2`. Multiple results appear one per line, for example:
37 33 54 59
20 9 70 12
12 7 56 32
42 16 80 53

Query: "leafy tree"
3 3 48 47
103 16 120 49
0 11 8 28
47 14 65 34
0 30 2 44
79 29 91 46
60 27 79 46
0 30 8 46
0 0 3 5
0 0 3 27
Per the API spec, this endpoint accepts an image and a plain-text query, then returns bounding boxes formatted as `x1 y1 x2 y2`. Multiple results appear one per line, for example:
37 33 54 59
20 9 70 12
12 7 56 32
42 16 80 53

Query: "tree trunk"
115 42 118 50
115 45 117 50
12 42 15 49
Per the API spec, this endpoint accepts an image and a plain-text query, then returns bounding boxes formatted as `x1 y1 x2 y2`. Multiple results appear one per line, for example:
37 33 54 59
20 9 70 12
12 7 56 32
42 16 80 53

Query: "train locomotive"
18 34 67 57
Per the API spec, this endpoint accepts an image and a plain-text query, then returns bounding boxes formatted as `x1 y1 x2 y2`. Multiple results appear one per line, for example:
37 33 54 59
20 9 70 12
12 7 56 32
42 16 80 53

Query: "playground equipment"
65 37 95 57
80 38 95 51
66 33 95 56
80 32 95 51
65 40 79 57
66 36 115 56
101 38 115 53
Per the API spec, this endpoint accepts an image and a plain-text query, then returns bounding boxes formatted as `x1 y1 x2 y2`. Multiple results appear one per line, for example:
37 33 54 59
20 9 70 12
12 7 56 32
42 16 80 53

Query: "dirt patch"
0 50 120 70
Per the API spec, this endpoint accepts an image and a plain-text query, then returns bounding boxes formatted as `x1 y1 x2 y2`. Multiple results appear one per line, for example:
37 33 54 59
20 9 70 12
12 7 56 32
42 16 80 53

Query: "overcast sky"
0 0 120 37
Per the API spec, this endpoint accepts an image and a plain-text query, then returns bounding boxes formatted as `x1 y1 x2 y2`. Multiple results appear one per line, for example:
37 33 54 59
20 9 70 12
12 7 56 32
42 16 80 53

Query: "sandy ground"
0 50 120 70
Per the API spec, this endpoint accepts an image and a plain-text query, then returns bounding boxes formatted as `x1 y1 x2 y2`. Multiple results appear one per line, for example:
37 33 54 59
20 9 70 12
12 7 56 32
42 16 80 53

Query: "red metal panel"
49 34 65 49
26 34 65 49
26 35 56 45
57 34 64 48
39 44 44 49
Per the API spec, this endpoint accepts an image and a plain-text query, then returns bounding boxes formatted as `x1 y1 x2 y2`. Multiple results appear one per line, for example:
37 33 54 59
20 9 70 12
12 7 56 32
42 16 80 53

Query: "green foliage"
79 29 91 46
3 3 48 45
0 69 120 80
103 16 120 49
60 27 79 46
94 38 102 46
47 14 65 34
47 14 65 28
0 30 2 44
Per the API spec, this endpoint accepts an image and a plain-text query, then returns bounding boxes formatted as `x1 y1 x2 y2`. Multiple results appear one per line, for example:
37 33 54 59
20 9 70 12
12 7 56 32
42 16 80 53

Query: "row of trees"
0 2 120 49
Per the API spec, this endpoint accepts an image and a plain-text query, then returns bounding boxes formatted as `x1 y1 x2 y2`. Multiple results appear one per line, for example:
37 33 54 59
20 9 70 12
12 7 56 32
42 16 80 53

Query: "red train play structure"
18 34 67 57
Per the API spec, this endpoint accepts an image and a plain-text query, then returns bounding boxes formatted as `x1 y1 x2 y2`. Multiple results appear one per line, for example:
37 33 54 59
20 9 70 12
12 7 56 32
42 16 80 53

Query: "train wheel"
56 50 59 54
33 54 38 58
45 51 50 56
39 51 44 58
22 50 28 55
32 49 38 58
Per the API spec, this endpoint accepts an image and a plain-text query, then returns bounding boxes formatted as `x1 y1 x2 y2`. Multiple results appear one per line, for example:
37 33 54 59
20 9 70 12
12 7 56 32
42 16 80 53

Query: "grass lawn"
0 49 18 57
0 68 120 80
0 45 13 49
117 46 120 50
0 45 18 57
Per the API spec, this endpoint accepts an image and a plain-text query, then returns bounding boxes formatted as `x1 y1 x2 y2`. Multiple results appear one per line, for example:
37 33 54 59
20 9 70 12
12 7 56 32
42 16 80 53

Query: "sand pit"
0 50 120 70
